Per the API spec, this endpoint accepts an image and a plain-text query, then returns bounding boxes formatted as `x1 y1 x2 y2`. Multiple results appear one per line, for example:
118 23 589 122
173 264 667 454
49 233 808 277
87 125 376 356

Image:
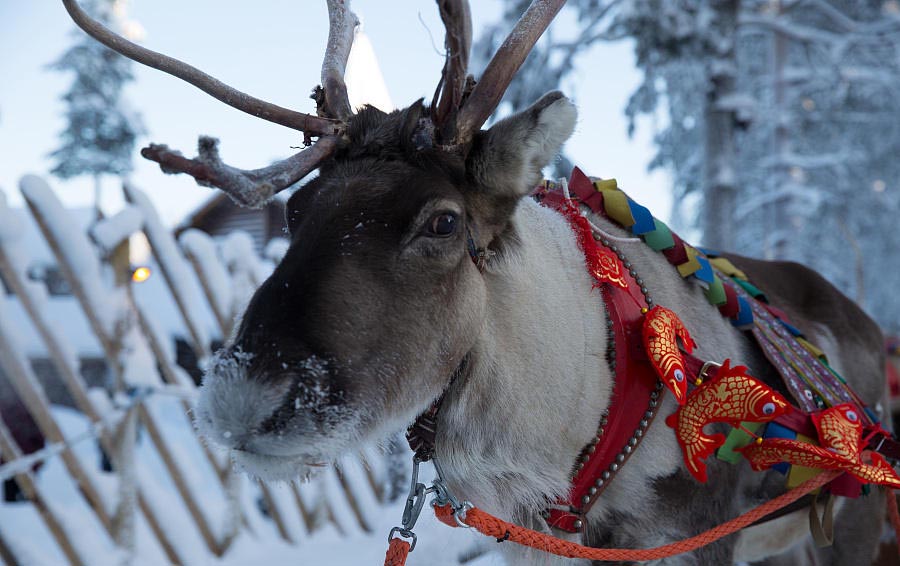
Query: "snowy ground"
0 403 505 566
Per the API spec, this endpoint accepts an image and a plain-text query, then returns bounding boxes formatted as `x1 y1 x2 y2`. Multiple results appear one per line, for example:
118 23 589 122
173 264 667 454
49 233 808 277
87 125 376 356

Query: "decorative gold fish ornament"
642 306 696 404
666 359 791 482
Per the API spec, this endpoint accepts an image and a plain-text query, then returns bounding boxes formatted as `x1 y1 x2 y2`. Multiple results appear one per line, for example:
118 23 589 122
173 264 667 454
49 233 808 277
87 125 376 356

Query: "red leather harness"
535 185 665 532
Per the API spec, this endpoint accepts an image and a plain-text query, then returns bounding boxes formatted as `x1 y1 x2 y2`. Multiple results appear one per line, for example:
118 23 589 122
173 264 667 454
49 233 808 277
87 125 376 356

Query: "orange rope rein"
383 537 411 566
433 469 841 563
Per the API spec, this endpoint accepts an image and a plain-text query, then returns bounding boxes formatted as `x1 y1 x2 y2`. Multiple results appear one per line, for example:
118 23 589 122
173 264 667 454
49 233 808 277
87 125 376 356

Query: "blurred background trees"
49 0 144 217
478 0 900 335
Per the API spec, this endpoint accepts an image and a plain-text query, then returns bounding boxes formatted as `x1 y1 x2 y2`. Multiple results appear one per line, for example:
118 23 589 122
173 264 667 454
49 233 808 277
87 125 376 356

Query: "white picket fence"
0 175 407 566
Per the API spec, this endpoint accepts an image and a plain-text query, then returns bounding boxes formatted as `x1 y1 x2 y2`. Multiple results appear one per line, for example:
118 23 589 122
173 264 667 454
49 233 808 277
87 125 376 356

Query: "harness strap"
867 430 900 462
530 175 666 532
808 491 836 547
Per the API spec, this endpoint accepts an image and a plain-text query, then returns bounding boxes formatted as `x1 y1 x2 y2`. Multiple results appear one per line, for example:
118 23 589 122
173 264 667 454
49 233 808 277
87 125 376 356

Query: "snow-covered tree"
623 0 900 332
478 0 900 333
731 0 900 334
49 0 143 213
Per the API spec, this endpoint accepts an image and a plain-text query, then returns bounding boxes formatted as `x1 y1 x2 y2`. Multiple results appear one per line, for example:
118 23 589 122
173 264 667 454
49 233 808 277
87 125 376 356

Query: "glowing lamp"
131 266 152 283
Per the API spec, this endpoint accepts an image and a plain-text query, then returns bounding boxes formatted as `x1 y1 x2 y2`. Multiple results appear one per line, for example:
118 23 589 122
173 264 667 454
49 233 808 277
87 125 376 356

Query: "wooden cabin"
174 193 288 254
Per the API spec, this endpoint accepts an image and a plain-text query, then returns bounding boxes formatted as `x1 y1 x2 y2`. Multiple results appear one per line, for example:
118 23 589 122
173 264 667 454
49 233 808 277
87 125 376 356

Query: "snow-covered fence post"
0 527 17 566
133 402 225 554
91 199 143 563
0 285 115 534
333 461 375 534
0 409 85 566
0 188 184 565
179 229 235 336
19 175 225 557
20 176 125 374
110 401 138 563
219 231 269 304
289 480 317 533
0 192 96 418
129 303 196 389
123 183 211 363
89 204 142 291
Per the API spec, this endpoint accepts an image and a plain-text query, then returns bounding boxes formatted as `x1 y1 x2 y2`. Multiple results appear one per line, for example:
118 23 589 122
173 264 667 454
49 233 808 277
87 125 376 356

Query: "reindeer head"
64 0 573 479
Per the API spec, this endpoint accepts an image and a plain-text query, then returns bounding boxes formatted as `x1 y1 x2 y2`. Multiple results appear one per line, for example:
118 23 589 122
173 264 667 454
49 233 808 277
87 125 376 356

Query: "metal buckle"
431 456 473 529
388 527 417 552
453 501 474 528
400 458 429 530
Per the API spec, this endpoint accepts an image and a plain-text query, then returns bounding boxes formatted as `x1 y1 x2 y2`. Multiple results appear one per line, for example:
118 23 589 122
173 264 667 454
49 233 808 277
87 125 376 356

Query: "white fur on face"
194 350 361 482
437 199 612 511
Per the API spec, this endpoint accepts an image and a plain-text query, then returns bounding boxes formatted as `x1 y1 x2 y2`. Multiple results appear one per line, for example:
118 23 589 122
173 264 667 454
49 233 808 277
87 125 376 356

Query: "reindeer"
63 0 892 564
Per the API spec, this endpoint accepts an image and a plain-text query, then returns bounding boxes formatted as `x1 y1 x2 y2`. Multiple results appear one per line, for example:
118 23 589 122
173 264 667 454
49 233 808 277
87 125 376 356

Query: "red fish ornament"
643 306 696 404
740 404 900 488
812 403 861 461
665 360 791 482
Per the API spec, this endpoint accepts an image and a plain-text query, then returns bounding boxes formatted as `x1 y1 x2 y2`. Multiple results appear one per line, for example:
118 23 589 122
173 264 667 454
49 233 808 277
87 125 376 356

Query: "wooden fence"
0 175 404 565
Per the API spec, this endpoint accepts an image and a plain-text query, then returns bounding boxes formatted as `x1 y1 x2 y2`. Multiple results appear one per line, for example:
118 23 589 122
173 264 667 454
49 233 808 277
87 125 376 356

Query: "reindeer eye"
426 212 458 237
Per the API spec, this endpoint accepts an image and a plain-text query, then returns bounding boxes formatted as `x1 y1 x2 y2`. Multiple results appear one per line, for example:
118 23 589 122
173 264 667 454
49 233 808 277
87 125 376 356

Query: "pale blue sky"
1 1 670 226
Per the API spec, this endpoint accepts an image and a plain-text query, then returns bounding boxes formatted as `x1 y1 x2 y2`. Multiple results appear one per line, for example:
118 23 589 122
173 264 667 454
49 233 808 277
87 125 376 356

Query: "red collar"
536 181 666 533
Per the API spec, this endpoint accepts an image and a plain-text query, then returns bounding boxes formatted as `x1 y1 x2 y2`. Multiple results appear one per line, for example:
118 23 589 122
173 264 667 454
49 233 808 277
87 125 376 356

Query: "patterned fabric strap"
550 167 879 426
561 167 753 327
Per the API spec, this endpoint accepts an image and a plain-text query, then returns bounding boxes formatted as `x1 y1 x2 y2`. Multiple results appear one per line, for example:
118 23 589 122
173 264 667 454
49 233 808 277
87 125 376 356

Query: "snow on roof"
174 186 292 236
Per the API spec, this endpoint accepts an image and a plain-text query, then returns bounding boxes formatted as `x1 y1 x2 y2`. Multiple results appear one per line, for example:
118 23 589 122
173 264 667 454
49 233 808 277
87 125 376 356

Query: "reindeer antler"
60 0 358 207
449 0 566 144
141 137 338 209
62 0 568 204
319 0 359 121
432 0 473 139
61 0 339 134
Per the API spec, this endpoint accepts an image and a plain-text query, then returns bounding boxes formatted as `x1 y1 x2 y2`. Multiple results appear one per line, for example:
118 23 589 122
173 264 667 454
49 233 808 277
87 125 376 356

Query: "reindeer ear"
467 91 577 199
